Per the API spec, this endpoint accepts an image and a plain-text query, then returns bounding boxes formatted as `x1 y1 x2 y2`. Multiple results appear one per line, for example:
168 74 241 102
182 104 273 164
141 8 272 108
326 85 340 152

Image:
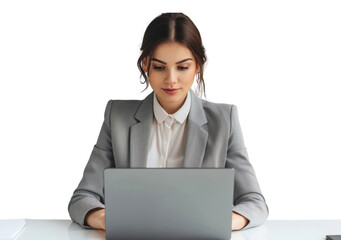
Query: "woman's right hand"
85 207 106 231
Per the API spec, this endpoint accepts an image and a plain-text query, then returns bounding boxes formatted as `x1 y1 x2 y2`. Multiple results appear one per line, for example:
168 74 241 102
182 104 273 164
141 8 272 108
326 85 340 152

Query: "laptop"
104 168 235 240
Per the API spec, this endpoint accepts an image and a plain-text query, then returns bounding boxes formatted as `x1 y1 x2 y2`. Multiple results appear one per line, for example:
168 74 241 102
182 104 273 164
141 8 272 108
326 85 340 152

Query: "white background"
1 0 340 220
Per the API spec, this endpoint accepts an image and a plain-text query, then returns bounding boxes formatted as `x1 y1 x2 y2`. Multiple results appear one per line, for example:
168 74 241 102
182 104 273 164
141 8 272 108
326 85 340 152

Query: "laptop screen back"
104 168 234 240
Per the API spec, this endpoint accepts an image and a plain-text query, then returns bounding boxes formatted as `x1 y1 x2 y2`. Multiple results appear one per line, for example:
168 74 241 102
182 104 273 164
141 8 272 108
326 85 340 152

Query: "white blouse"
146 91 191 168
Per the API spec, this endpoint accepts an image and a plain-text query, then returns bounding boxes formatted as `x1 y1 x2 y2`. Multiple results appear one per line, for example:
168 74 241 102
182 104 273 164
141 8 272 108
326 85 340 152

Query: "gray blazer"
68 89 269 230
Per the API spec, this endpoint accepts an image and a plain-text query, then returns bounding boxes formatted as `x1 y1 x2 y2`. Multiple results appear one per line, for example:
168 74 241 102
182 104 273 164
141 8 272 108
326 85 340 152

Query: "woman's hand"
85 208 248 233
232 211 249 231
85 208 106 231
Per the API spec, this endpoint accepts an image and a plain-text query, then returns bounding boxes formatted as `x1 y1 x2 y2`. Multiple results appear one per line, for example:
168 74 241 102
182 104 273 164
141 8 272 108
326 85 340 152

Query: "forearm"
68 190 105 228
233 193 269 229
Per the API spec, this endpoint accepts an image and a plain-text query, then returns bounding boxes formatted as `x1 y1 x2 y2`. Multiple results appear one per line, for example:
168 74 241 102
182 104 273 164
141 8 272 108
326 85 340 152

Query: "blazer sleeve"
226 105 269 229
68 99 115 228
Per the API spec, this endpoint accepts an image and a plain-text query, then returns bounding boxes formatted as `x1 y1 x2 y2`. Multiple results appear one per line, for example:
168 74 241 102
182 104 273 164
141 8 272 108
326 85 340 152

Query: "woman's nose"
165 69 177 84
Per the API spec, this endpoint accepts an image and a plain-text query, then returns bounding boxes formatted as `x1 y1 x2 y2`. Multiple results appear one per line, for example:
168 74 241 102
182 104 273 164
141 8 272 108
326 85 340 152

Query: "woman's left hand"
232 211 249 230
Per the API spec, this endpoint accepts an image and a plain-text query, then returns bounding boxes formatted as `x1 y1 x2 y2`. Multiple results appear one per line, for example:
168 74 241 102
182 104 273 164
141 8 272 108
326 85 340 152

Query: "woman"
68 12 268 233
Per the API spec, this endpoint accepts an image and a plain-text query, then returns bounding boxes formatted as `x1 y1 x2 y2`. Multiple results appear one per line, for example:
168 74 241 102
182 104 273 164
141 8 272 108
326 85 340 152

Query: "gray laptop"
104 168 235 240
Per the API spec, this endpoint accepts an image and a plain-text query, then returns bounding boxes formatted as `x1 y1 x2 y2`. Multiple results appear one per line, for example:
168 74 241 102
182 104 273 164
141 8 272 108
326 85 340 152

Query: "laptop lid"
104 168 234 240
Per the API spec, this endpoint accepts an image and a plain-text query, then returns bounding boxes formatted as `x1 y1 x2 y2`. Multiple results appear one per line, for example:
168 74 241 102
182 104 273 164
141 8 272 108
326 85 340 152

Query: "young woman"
68 12 268 233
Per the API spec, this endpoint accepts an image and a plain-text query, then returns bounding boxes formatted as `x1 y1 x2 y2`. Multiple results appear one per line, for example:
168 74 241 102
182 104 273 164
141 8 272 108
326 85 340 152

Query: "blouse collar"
153 90 191 125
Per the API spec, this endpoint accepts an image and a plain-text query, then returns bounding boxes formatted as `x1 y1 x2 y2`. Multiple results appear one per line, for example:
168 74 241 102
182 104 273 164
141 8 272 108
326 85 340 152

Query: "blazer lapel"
129 91 154 168
183 89 208 168
129 89 208 168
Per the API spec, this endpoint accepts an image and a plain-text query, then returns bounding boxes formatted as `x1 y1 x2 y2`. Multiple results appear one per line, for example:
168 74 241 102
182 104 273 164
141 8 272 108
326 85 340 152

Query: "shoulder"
102 98 145 126
104 98 145 111
107 98 143 110
199 98 237 121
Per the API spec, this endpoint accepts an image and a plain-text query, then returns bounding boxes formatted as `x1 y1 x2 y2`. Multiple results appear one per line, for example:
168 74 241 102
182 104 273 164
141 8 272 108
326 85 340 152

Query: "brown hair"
137 12 207 98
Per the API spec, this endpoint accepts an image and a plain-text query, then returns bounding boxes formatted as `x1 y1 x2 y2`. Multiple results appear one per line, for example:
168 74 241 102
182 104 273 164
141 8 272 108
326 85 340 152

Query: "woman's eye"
153 65 165 71
178 66 189 70
152 65 188 71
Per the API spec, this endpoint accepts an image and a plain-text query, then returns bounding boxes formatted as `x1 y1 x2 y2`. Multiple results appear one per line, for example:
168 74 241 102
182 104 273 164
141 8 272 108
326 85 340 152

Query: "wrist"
85 208 105 230
232 211 249 230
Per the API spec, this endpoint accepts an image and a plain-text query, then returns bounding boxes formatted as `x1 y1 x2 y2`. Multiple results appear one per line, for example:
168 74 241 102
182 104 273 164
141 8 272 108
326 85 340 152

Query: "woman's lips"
163 89 179 94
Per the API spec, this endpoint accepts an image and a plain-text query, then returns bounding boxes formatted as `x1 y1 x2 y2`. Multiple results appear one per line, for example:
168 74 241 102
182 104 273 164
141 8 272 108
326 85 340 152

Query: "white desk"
6 219 341 240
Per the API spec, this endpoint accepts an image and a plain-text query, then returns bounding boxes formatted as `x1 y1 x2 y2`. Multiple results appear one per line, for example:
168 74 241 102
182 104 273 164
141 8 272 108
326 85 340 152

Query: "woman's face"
143 42 200 114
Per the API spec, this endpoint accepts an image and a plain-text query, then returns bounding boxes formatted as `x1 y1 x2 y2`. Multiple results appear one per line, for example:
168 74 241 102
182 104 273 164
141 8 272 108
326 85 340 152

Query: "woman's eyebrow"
151 58 193 65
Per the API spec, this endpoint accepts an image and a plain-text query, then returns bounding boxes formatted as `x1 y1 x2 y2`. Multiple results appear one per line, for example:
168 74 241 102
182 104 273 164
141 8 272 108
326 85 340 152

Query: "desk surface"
7 219 341 240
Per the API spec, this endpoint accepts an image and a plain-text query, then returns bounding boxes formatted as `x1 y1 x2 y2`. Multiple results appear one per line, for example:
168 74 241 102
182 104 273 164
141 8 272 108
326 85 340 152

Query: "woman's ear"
142 58 148 73
196 64 201 74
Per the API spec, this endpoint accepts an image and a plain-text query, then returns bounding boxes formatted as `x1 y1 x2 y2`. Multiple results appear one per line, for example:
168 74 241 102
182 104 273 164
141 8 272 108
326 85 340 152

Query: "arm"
232 211 249 230
85 207 105 230
226 105 269 230
68 100 115 229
